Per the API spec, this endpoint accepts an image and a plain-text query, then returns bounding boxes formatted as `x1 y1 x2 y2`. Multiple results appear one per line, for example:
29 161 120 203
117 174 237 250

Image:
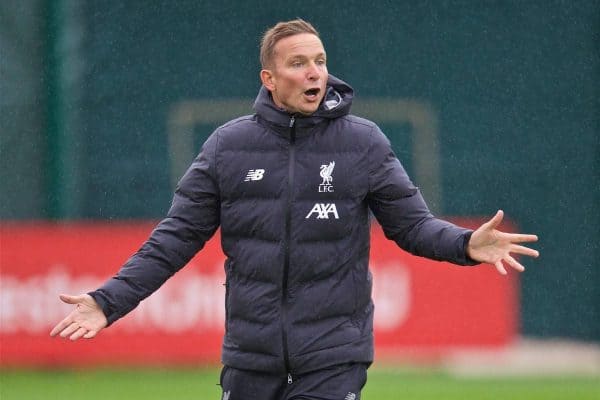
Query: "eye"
291 61 303 68
316 59 326 66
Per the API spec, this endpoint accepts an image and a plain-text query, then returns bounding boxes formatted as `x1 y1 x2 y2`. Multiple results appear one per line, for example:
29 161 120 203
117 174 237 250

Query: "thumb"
483 209 504 231
59 294 86 305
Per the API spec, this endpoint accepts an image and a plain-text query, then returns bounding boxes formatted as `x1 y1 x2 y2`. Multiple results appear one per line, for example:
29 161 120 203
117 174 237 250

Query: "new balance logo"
344 393 356 400
244 169 265 181
305 203 339 219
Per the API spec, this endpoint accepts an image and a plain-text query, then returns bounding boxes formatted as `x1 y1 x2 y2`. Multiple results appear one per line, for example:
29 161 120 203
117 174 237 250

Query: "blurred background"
1 0 598 397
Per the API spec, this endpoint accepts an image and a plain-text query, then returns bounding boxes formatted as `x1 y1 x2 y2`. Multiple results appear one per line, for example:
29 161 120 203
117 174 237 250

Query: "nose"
306 62 320 81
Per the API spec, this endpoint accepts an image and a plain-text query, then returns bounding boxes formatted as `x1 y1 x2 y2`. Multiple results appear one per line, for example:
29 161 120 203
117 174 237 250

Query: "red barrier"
0 220 517 366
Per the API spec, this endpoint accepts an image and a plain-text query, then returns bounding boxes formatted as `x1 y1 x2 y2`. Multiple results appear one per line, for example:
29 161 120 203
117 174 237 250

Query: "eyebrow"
288 52 327 60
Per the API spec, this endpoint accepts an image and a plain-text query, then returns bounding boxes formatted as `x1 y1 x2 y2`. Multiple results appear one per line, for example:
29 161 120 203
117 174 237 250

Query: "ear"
260 69 276 92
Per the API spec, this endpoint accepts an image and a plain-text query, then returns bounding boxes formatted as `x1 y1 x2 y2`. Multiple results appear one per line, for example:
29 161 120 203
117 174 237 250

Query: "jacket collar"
253 74 354 137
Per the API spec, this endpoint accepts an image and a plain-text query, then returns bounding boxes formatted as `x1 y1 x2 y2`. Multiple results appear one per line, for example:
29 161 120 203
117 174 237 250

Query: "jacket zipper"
282 115 296 384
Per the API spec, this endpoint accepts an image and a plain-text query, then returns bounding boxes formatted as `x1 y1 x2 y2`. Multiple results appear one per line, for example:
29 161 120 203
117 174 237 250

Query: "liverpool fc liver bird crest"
320 161 335 185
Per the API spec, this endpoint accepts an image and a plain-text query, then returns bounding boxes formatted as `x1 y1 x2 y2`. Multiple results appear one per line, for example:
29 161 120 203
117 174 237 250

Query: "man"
51 19 538 399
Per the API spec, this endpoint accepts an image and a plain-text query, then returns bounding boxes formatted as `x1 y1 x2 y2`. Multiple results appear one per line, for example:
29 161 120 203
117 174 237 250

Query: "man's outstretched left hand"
467 210 539 275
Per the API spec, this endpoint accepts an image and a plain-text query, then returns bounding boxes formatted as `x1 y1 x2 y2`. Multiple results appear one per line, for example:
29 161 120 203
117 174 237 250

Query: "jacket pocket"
350 268 372 328
224 259 233 334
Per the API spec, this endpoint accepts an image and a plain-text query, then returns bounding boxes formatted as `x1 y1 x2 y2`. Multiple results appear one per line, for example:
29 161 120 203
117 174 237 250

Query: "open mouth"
304 88 321 100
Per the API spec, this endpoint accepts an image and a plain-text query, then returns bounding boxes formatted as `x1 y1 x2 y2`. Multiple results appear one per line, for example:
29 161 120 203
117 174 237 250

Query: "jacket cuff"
88 290 120 326
462 230 480 266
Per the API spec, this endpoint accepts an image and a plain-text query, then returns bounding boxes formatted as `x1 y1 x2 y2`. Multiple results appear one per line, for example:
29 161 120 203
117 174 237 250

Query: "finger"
503 233 538 243
70 327 88 341
83 330 99 339
505 255 525 272
495 232 538 245
50 317 74 337
59 322 80 338
510 244 539 258
59 294 85 305
495 260 507 275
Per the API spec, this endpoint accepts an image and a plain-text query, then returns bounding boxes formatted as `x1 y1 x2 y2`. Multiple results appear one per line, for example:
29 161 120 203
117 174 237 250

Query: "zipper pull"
289 116 295 128
287 373 293 384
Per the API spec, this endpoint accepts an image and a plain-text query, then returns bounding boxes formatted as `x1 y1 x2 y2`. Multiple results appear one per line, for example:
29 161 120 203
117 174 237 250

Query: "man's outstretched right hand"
50 294 108 341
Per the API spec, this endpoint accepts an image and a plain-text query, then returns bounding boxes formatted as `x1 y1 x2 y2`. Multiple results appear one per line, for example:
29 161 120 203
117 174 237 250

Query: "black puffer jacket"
90 75 475 375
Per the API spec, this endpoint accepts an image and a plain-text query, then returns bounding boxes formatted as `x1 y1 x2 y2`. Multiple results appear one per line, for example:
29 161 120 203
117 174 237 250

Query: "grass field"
1 367 599 399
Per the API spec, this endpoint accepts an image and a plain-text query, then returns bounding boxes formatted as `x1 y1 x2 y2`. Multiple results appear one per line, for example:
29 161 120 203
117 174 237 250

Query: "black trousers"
219 363 368 400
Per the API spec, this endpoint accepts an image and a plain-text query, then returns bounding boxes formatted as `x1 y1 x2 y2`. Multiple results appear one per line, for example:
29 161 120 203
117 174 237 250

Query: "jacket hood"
253 74 354 135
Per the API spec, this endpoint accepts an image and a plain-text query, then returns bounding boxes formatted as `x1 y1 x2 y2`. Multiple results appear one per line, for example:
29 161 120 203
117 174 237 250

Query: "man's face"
261 33 328 116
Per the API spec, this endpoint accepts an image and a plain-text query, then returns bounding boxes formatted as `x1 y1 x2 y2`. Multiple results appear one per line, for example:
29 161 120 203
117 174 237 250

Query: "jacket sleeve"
366 125 478 266
89 132 221 325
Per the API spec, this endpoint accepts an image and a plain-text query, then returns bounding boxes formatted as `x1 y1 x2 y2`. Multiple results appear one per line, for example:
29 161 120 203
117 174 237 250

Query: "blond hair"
260 19 320 69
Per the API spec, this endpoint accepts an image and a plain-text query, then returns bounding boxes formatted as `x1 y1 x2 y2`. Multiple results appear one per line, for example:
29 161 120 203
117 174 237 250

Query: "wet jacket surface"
90 75 476 375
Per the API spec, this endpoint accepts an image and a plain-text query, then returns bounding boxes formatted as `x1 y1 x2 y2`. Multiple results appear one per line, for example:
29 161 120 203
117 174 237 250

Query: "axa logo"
319 161 335 192
244 169 265 181
305 203 339 219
